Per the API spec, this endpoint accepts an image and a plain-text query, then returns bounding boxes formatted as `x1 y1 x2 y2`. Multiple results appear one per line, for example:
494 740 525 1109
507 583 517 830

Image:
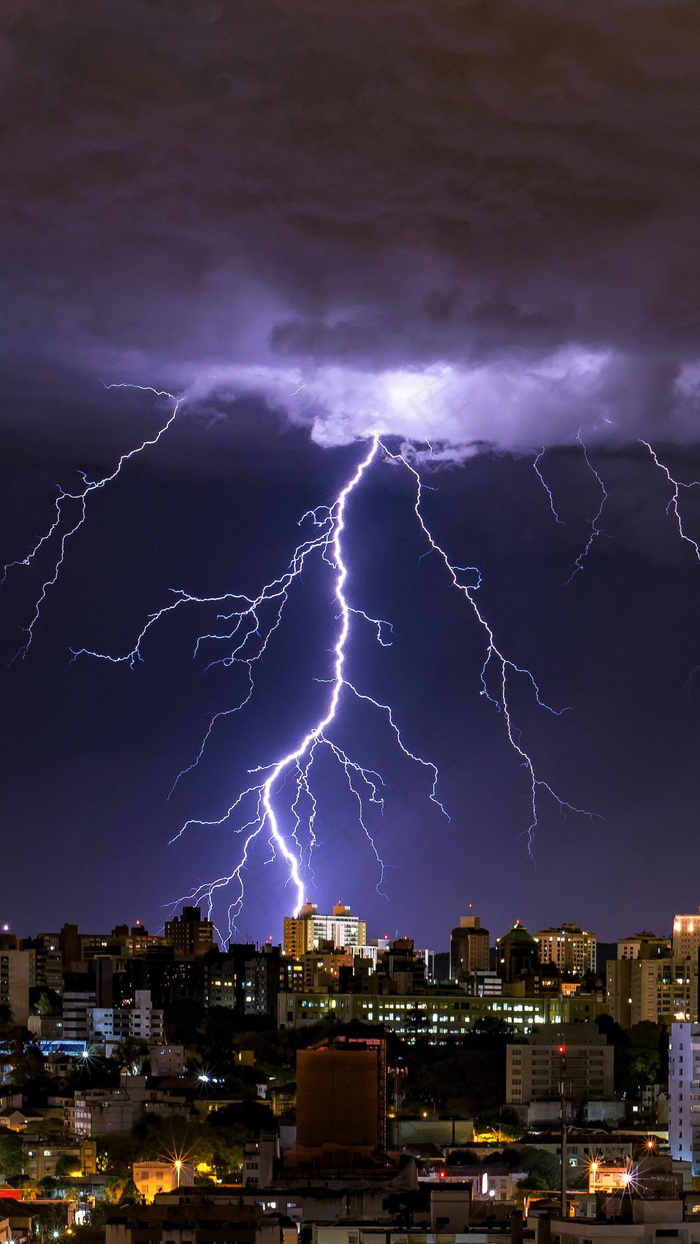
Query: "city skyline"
0 899 689 955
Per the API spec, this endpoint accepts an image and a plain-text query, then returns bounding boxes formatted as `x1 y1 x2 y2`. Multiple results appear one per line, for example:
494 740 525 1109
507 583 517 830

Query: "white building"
283 902 366 956
133 1160 194 1202
89 990 164 1046
669 1021 700 1172
506 1024 613 1108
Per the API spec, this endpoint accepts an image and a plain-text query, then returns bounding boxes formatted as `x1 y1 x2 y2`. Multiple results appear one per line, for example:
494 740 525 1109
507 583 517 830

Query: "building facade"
506 1023 613 1107
89 990 165 1046
617 932 671 960
607 957 697 1027
278 989 607 1041
450 916 490 980
673 909 700 962
669 1021 700 1173
283 902 366 957
496 922 539 984
164 906 215 957
533 925 597 975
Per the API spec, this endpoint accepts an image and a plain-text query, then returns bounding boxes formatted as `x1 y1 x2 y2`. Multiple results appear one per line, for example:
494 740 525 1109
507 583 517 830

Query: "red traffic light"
558 1045 566 1054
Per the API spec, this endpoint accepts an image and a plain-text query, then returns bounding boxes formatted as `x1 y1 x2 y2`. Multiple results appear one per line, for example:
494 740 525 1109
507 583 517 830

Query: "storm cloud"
4 0 700 450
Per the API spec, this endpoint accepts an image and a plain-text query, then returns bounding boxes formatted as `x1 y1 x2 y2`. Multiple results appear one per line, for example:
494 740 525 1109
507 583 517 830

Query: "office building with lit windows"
277 990 606 1041
606 955 697 1027
534 924 597 975
669 1021 700 1173
450 915 490 980
673 909 700 961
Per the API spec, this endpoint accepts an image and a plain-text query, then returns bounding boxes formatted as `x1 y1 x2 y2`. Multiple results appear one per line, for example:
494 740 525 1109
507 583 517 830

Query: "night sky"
3 1 700 950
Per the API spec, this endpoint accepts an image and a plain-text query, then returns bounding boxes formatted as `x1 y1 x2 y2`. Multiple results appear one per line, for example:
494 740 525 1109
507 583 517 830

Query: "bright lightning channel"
68 427 596 936
533 447 564 525
640 440 700 697
640 440 700 562
2 384 182 662
384 442 596 856
565 431 608 584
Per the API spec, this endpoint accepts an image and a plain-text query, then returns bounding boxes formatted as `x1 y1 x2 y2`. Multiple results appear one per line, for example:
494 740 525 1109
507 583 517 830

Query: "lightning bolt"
74 434 451 937
3 384 182 662
640 440 700 563
67 425 597 932
533 447 564 525
565 430 608 584
384 442 596 855
641 440 700 697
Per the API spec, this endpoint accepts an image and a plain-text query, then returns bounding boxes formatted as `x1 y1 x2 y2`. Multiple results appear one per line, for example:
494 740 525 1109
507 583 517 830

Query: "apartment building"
506 1024 613 1107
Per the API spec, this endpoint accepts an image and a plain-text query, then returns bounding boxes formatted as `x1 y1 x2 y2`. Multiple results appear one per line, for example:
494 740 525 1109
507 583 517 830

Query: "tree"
517 1146 561 1189
70 1203 109 1244
597 1017 665 1097
68 1054 120 1090
446 1149 480 1165
1 1027 46 1086
54 1154 82 1179
117 1178 141 1205
29 988 62 1016
163 1000 206 1045
208 1101 276 1133
111 1038 149 1074
400 1039 507 1118
0 1133 24 1177
33 1118 65 1140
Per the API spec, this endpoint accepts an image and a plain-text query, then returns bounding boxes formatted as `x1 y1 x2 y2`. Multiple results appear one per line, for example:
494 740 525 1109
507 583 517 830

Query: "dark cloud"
3 0 700 448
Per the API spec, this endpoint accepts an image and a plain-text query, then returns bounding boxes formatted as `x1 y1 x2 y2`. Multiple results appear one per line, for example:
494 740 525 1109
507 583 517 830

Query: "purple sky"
3 2 700 949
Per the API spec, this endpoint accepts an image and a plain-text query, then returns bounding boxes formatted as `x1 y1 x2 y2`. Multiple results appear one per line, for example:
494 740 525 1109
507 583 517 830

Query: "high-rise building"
533 924 596 975
669 1022 700 1172
506 1024 613 1107
295 1034 386 1156
283 901 366 957
673 909 700 961
244 945 282 1016
606 955 696 1027
450 916 490 980
164 906 215 957
617 931 671 960
496 921 539 984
